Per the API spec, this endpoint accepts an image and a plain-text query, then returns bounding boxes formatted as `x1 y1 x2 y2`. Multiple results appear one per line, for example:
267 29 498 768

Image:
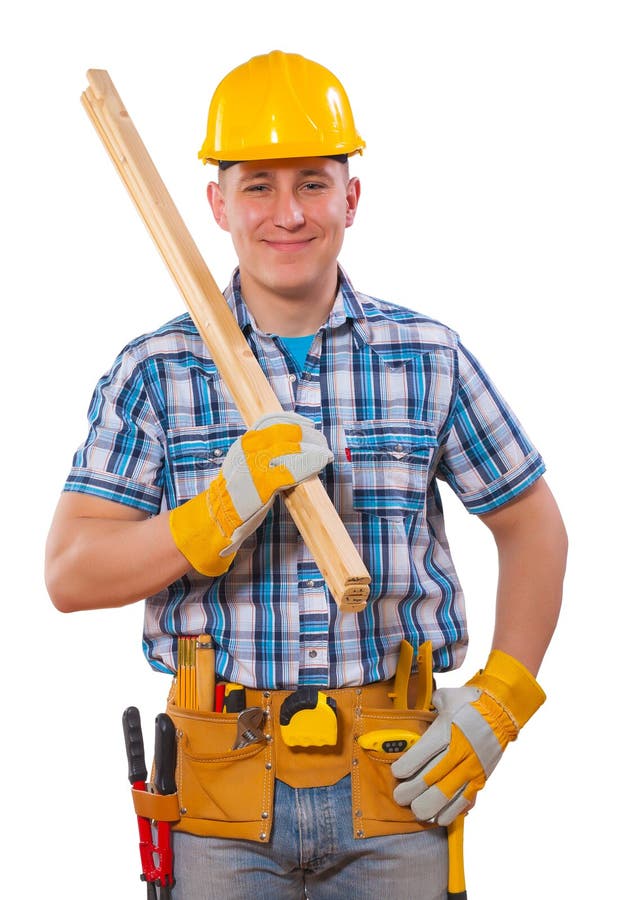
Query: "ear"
207 181 230 232
345 177 361 228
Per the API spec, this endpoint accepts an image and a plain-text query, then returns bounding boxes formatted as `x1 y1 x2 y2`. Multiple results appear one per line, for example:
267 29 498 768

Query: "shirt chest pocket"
343 420 437 518
166 424 246 506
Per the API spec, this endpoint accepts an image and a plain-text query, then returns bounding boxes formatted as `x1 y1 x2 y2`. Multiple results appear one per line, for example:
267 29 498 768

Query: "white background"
2 1 616 896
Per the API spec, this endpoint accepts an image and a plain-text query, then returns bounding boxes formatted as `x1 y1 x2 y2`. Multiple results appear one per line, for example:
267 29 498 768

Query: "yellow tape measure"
280 687 338 748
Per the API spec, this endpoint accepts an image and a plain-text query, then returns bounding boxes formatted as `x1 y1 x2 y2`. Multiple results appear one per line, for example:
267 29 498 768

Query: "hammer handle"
447 815 467 898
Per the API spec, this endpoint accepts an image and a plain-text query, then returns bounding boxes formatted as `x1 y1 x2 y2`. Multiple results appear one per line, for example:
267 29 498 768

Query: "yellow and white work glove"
391 650 546 825
169 412 333 577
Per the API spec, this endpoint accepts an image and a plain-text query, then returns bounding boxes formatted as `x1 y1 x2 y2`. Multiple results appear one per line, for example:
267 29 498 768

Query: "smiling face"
207 158 360 318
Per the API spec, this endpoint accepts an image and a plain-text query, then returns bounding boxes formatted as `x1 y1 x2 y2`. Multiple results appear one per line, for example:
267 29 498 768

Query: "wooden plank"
81 70 370 612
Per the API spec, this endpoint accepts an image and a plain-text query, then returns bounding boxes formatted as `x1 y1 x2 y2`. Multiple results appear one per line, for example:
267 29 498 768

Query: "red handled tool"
122 706 159 899
122 707 177 899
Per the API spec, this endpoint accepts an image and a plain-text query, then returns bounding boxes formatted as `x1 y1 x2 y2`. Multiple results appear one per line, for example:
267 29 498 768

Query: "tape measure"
279 687 338 747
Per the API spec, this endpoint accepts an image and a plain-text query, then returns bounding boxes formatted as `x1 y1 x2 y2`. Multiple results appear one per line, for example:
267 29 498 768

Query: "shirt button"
395 444 404 452
306 580 315 588
289 374 297 383
213 448 223 457
308 650 318 658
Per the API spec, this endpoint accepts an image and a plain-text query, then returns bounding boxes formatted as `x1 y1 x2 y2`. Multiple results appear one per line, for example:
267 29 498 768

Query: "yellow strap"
132 788 180 822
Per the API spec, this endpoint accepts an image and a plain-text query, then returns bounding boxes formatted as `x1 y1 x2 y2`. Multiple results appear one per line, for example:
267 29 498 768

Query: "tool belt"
165 676 437 844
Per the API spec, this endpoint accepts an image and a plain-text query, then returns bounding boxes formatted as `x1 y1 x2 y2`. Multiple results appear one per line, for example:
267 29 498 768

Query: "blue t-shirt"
278 334 314 373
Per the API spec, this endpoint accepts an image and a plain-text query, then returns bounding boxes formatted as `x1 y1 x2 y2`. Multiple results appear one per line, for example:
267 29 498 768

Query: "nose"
272 189 305 229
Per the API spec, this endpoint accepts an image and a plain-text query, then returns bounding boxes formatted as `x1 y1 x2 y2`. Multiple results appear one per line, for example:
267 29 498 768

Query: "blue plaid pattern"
65 268 545 687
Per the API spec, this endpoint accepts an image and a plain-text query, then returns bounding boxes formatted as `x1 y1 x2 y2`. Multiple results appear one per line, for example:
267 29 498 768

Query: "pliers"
122 707 177 899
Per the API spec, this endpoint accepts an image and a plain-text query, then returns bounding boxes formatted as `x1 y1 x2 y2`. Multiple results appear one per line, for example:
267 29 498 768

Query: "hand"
391 650 545 825
169 412 333 575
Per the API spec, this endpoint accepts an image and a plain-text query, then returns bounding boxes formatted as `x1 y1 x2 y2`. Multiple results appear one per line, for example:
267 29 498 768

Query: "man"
46 51 567 899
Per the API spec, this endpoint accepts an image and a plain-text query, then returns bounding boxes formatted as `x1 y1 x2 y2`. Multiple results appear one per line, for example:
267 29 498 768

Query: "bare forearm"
46 495 190 612
481 478 568 676
491 524 566 676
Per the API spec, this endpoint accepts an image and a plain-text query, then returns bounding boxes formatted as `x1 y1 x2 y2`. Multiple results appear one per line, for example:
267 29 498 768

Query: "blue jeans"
172 775 448 899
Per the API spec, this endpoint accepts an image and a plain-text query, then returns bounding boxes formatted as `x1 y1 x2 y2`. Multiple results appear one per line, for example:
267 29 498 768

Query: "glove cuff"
466 649 546 730
169 479 237 577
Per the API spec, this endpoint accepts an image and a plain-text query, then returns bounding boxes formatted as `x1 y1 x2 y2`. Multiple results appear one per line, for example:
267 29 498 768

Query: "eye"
244 183 270 193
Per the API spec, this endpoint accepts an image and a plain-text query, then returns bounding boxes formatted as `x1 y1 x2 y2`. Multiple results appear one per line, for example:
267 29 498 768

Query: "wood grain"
81 70 370 611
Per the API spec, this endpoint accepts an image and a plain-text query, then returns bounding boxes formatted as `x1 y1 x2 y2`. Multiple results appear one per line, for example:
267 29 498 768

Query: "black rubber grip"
326 696 337 715
224 686 246 713
122 706 148 785
279 686 318 726
154 713 177 796
447 891 467 899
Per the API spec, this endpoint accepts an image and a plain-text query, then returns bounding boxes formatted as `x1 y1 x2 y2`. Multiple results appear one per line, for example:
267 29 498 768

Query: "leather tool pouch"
166 698 274 842
351 702 436 839
166 679 437 843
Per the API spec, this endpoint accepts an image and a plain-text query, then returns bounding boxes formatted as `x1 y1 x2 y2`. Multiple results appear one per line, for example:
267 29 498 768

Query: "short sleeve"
64 348 165 514
437 340 546 515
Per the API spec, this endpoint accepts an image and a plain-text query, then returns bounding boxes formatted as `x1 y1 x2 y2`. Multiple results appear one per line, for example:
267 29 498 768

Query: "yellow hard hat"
198 50 365 165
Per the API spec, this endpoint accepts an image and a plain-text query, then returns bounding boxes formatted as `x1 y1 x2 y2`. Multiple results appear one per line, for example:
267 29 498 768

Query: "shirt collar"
220 267 433 368
327 266 365 329
222 265 366 337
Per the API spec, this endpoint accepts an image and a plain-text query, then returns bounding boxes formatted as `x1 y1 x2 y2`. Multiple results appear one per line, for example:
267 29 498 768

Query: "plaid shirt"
65 268 545 688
